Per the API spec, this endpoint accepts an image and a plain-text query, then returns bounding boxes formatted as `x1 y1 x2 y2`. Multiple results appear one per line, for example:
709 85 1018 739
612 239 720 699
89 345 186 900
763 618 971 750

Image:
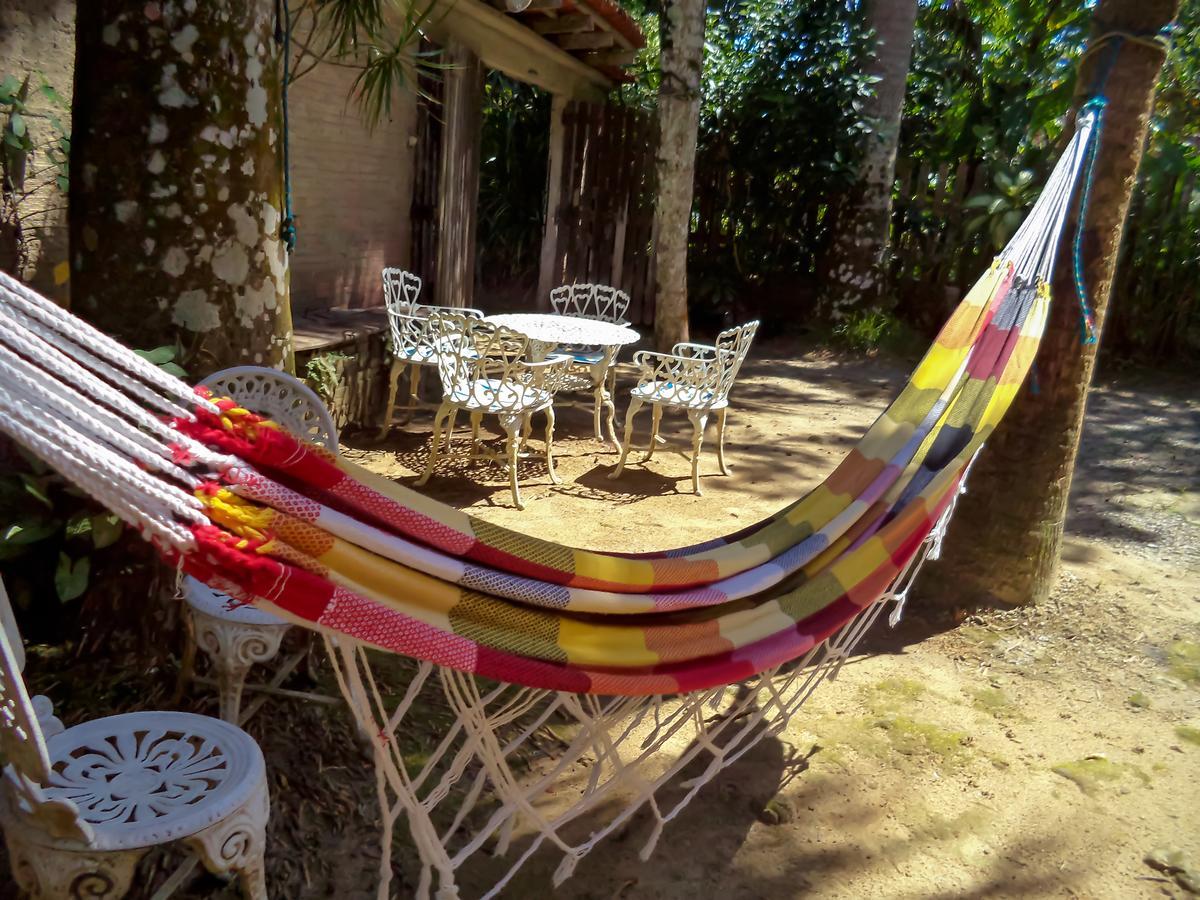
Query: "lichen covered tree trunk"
821 0 918 318
652 0 704 351
921 0 1179 609
70 0 293 378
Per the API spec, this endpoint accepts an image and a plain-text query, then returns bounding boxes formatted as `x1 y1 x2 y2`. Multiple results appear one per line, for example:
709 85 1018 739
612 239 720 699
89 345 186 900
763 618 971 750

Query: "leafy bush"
0 345 186 644
830 307 920 356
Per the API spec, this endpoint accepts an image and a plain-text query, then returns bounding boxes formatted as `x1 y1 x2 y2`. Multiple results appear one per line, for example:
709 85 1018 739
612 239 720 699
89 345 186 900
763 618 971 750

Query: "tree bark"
920 0 1179 609
652 0 704 351
820 0 918 319
70 0 293 379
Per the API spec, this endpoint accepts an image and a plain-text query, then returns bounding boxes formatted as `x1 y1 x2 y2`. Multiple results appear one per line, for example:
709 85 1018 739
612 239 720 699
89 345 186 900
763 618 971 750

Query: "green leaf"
91 514 124 549
0 518 60 549
38 83 66 106
65 512 92 540
135 345 176 365
963 194 999 209
56 174 68 192
159 361 188 378
20 474 52 508
9 112 25 138
54 553 90 603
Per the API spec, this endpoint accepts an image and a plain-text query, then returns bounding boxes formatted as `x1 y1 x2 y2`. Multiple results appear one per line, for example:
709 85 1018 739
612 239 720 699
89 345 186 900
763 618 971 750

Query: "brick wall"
0 0 75 302
288 59 417 315
0 6 419 315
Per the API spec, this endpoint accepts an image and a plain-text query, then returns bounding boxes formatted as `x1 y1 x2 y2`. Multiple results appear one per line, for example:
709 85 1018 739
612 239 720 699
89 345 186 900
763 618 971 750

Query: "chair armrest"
520 355 573 392
630 350 721 393
670 341 719 360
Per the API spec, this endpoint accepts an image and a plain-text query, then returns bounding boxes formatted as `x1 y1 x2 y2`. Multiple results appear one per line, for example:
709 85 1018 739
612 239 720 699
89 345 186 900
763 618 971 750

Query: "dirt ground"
6 338 1198 899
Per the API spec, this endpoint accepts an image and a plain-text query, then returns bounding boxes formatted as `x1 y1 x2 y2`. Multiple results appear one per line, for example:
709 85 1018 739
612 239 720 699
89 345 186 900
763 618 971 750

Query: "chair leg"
545 405 561 485
183 777 270 900
3 829 146 899
377 359 404 439
501 416 524 509
416 403 451 487
408 362 424 417
716 407 731 475
190 611 289 724
603 383 620 451
469 411 483 458
645 404 664 461
687 409 709 495
591 387 602 441
608 397 643 480
445 408 460 455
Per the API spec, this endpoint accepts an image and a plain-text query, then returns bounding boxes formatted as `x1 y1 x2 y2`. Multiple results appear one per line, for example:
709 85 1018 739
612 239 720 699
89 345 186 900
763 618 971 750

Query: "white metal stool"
0 580 270 899
183 366 338 722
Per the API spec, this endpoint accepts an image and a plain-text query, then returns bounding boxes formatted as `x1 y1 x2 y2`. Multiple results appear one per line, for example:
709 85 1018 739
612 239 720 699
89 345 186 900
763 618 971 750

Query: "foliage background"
474 0 1199 360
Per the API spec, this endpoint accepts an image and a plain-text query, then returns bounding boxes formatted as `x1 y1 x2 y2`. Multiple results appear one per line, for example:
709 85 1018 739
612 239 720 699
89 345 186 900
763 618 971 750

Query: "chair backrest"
427 313 562 414
549 283 630 325
712 320 759 399
201 366 338 450
386 305 486 361
0 578 91 843
382 267 422 310
0 579 49 784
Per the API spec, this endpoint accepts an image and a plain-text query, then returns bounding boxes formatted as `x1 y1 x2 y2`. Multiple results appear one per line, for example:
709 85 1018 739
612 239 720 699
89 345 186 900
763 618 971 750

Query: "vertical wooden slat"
537 94 569 308
434 40 484 308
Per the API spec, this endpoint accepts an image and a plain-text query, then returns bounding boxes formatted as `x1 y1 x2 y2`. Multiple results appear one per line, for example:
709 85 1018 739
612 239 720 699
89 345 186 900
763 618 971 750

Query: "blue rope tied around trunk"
1070 25 1172 344
274 0 297 254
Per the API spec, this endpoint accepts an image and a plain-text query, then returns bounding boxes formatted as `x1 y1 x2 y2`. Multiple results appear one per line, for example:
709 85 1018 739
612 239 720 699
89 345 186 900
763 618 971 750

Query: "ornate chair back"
549 283 631 325
386 306 486 369
0 578 91 843
201 367 338 450
712 320 760 401
382 268 422 310
428 313 555 415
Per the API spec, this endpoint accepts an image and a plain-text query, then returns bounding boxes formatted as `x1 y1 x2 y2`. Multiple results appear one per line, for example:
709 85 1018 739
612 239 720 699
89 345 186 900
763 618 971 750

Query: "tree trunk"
921 0 1179 609
652 0 704 351
70 0 293 379
820 0 918 318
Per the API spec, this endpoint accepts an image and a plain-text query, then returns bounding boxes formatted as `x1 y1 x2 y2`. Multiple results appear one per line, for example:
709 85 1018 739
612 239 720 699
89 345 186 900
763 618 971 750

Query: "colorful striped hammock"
0 111 1099 700
0 108 1101 898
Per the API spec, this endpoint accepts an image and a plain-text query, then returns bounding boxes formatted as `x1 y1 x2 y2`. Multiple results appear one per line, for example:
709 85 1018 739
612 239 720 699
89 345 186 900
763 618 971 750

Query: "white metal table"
484 313 640 446
483 313 639 361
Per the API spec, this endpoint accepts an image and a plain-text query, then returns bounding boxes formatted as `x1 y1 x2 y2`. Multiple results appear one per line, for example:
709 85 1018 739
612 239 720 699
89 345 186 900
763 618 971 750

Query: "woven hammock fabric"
171 263 1031 695
0 112 1097 699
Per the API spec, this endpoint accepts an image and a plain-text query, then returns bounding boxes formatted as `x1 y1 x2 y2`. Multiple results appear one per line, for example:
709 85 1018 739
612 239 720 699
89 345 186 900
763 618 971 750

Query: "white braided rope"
0 301 221 463
0 270 215 415
0 343 201 490
0 390 199 551
0 303 241 475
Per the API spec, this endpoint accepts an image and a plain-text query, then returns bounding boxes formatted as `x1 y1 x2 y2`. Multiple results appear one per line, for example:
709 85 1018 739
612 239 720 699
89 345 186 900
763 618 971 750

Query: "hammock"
0 109 1100 898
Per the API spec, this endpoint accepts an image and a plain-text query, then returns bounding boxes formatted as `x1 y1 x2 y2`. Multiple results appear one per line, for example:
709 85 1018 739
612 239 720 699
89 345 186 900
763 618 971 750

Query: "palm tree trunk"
922 0 1179 609
821 0 918 318
70 0 293 378
652 0 705 351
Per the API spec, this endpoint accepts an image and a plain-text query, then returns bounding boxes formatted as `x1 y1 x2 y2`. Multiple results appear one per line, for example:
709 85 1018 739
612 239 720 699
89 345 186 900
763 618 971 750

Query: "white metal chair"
182 366 338 723
0 578 270 899
378 268 484 437
415 313 571 510
609 320 760 495
548 283 631 444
